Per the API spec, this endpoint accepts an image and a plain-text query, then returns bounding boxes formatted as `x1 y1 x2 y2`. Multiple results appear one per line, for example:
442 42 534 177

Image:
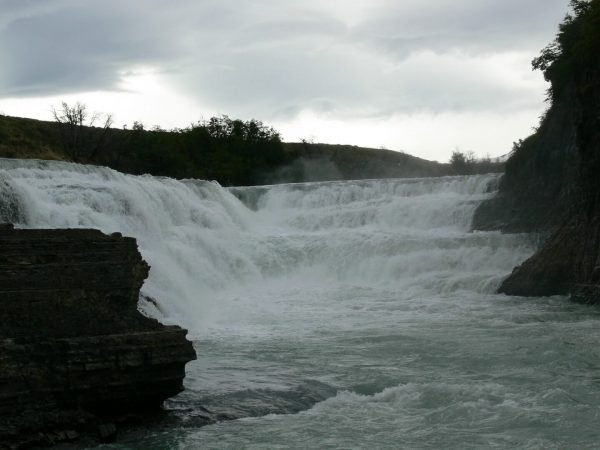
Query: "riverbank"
0 225 196 448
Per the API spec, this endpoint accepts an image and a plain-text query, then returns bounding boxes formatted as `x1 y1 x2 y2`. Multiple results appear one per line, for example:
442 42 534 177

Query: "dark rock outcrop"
473 1 600 301
472 96 580 234
498 210 600 303
0 225 196 448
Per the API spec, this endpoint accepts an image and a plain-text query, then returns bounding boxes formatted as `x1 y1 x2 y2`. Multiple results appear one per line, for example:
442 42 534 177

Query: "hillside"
0 114 65 161
269 142 450 183
0 114 492 186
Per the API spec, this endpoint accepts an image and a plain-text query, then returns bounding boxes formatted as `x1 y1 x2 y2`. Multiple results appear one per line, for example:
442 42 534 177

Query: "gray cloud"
355 0 568 58
0 0 183 96
0 0 570 120
178 48 542 122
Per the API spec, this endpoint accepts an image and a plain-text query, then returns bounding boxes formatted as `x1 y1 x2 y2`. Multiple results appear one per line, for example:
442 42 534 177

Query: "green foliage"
102 115 289 186
508 0 599 185
532 0 599 100
505 135 539 178
449 150 501 175
1 114 462 185
502 1 600 213
52 102 113 162
449 150 470 173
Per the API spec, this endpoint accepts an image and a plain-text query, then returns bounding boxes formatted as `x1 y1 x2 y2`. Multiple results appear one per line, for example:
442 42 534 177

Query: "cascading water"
2 158 600 449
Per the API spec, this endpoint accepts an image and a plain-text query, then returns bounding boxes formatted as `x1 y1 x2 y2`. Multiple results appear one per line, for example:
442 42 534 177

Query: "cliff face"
473 0 600 301
0 226 196 447
472 95 580 233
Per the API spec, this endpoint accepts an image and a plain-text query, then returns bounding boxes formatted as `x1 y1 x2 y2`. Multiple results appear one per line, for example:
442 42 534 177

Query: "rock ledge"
0 225 196 448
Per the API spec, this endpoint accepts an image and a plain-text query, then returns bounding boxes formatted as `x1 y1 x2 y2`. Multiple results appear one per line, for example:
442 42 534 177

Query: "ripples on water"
2 159 600 449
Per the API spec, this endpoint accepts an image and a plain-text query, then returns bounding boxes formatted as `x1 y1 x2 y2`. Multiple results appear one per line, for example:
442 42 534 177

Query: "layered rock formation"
473 1 600 302
0 225 196 448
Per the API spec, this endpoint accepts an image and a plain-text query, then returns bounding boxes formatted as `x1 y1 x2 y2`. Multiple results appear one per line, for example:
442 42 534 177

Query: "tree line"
51 102 292 186
49 102 504 185
448 150 503 175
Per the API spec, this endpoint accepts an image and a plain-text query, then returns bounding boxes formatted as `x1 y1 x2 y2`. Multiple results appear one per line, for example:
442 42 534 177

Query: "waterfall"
0 158 532 332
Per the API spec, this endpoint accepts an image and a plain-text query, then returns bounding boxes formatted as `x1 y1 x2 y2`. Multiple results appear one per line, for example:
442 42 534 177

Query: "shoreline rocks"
0 225 196 448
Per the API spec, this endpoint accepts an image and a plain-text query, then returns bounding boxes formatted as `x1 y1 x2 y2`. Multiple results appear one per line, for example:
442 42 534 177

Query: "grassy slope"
0 115 65 160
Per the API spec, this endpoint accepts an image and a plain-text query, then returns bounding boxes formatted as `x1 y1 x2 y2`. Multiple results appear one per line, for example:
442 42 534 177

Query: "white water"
2 159 600 449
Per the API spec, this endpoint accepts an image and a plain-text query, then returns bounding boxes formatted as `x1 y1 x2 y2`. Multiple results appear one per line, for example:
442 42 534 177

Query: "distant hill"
272 142 450 183
0 114 495 185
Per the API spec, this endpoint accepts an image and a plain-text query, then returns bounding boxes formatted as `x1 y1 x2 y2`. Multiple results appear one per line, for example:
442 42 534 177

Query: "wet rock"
65 430 79 441
499 214 600 303
97 423 117 443
0 227 196 447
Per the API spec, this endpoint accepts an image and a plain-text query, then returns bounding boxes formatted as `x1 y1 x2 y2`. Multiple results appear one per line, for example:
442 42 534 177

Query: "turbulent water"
2 159 600 449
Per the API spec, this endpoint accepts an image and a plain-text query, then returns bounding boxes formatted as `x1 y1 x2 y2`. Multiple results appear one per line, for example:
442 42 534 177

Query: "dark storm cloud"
0 0 570 117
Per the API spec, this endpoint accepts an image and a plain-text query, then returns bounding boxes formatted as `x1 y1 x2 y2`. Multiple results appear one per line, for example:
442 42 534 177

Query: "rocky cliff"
473 0 600 302
0 225 196 448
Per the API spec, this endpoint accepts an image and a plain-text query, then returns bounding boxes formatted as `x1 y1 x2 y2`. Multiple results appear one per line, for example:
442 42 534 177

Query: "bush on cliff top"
532 0 600 100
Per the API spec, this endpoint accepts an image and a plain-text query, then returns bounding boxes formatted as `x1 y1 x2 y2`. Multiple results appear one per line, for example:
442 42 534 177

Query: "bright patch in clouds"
0 68 207 130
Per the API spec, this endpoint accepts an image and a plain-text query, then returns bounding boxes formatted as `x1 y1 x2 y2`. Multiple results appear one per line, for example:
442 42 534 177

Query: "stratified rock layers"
0 226 196 447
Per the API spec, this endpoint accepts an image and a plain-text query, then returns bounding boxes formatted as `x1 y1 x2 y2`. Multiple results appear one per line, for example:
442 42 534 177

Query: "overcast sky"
0 0 570 161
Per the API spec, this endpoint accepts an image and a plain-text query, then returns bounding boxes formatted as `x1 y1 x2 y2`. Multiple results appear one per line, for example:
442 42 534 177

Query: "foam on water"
2 159 600 449
0 159 527 329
